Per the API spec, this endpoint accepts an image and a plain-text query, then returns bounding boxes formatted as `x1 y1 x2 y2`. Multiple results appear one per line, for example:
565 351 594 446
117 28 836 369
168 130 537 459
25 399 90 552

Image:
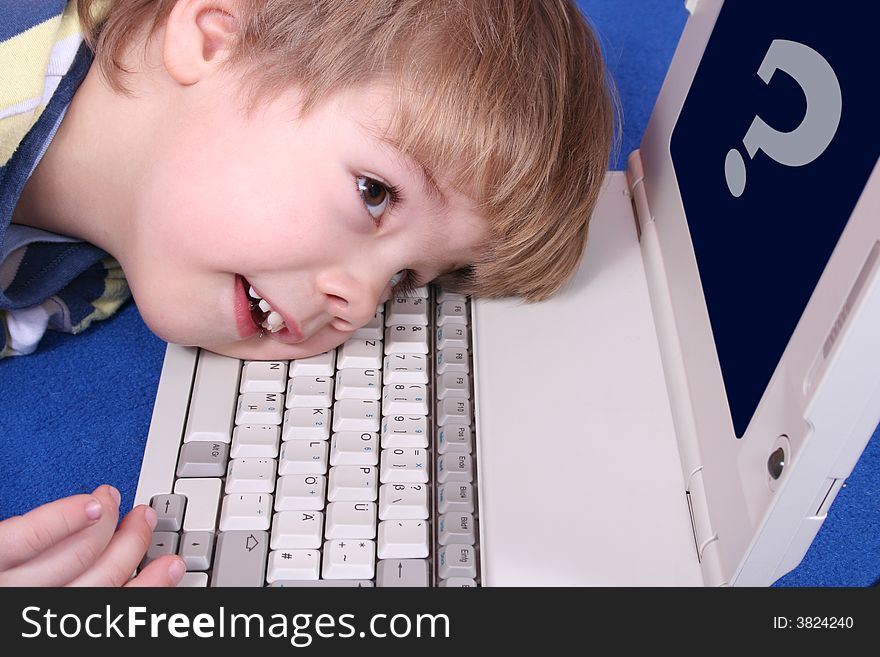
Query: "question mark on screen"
725 39 841 198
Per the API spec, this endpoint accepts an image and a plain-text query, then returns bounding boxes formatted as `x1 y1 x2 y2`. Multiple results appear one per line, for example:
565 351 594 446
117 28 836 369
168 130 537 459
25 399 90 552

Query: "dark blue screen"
670 1 880 436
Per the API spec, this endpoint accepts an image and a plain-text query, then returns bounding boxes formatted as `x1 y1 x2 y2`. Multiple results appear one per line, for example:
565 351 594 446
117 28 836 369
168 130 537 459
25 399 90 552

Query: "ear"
162 0 239 86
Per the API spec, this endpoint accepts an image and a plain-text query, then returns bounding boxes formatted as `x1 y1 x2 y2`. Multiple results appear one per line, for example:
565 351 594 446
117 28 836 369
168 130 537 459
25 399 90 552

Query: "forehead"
329 85 489 265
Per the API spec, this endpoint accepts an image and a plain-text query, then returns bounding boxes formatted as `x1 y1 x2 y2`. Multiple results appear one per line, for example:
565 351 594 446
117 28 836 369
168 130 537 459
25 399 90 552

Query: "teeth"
263 310 285 333
246 280 287 333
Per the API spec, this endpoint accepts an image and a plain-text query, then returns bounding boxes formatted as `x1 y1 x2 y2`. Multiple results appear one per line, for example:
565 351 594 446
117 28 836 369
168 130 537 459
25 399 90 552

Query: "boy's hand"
0 485 186 587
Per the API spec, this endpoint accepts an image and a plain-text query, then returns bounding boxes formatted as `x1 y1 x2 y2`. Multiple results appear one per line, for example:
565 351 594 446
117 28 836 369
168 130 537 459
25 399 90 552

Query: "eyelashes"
357 175 403 224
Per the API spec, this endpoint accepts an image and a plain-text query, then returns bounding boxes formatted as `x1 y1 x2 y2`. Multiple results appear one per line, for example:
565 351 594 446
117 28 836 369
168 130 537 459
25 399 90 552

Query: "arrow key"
139 531 179 570
150 494 186 532
376 559 430 587
179 531 215 571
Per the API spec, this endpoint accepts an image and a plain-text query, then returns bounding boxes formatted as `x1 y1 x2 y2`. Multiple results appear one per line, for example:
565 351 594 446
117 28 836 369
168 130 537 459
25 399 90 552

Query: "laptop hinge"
686 467 726 586
626 147 727 587
625 149 651 241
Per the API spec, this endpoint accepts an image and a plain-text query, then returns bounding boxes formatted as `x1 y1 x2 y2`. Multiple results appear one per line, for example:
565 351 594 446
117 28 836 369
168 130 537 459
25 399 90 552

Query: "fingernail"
85 499 102 521
168 558 185 584
144 505 158 530
109 486 121 505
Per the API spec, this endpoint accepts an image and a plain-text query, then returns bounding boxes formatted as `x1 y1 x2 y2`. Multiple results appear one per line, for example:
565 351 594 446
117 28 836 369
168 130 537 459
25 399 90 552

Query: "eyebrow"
375 136 448 208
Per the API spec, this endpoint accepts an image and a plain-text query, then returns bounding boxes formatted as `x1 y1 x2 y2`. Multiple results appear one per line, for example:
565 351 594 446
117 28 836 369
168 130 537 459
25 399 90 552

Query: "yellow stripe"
57 1 86 42
0 17 61 111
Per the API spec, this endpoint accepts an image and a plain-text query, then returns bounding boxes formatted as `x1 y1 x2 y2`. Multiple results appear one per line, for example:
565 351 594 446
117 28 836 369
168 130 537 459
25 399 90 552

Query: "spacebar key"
184 351 241 444
210 531 269 587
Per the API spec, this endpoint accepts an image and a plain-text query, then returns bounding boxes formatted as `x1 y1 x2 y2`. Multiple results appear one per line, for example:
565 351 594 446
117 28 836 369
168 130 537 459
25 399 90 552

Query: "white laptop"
135 0 880 586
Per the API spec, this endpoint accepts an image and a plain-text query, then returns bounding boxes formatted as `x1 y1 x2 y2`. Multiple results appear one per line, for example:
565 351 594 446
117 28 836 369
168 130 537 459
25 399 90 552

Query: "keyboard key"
332 399 380 432
140 531 179 569
267 549 320 582
378 483 429 520
437 482 474 514
269 580 374 587
211 531 268 587
218 493 272 531
184 352 241 443
437 423 473 454
329 432 379 466
382 354 428 384
385 297 429 326
436 290 466 304
178 531 215 571
236 392 284 425
275 475 326 511
437 398 471 426
289 350 335 376
324 501 377 539
377 519 429 559
322 539 376 579
282 407 331 440
438 544 477 579
436 325 469 350
278 439 329 475
338 338 383 369
436 299 468 326
436 453 473 484
436 371 470 400
438 512 476 546
270 511 323 549
174 478 223 531
225 457 277 493
381 383 428 415
240 361 287 393
150 494 186 531
230 424 280 458
177 572 209 587
380 448 429 484
384 325 429 354
351 310 384 340
177 441 229 478
328 465 378 501
435 347 469 374
438 577 477 588
335 368 382 400
381 415 428 449
286 376 334 408
376 558 430 587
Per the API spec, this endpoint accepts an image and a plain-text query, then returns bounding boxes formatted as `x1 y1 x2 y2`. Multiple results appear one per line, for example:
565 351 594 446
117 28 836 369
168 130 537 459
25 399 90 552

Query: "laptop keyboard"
137 286 480 587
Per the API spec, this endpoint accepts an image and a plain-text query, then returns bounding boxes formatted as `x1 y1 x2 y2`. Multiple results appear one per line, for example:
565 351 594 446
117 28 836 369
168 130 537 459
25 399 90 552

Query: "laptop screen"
670 1 880 437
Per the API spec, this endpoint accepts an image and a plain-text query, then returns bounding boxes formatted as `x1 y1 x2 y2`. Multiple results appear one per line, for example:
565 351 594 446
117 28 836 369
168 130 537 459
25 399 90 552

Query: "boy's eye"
357 175 399 221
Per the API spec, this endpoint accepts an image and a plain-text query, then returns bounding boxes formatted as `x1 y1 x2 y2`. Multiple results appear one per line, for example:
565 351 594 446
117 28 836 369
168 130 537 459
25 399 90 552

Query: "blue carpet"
0 1 876 586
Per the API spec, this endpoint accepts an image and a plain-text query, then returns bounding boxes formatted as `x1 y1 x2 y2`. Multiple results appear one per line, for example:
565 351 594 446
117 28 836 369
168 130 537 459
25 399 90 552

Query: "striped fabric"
0 1 129 357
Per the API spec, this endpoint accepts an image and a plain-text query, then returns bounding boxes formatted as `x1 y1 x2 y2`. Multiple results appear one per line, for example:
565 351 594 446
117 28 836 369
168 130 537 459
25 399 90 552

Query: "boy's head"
72 0 616 359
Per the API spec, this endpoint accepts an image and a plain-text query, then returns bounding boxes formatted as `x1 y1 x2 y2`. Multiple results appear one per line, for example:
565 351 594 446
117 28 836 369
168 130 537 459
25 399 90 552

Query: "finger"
0 484 119 573
0 492 104 571
0 485 121 586
69 505 181 587
124 555 186 588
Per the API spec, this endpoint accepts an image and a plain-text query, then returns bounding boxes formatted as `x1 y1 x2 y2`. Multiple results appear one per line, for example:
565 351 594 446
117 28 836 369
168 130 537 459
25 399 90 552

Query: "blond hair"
78 0 618 301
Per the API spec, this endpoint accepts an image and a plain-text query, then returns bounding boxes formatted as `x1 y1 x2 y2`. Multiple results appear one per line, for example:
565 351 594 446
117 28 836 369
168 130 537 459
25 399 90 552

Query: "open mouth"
242 278 287 333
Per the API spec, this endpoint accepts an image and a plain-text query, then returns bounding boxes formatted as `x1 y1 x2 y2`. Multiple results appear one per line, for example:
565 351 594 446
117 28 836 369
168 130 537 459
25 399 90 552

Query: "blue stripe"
0 1 68 44
0 41 101 310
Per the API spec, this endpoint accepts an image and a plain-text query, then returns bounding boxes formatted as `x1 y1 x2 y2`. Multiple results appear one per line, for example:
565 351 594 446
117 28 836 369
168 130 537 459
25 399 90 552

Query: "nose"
318 269 391 330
